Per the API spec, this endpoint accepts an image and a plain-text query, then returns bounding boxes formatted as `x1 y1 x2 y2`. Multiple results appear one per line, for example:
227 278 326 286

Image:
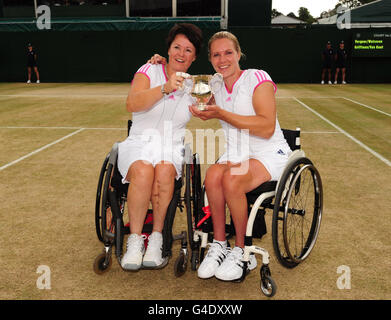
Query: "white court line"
0 125 339 134
0 94 126 98
301 131 340 134
293 97 391 167
0 128 85 172
277 96 342 99
0 126 125 130
342 97 391 117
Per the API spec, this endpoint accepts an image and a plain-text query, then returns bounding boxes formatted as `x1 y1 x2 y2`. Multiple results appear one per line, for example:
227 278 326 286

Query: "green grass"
0 83 390 300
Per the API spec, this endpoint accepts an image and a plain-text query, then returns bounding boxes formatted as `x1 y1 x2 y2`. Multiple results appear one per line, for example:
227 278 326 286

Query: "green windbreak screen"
0 17 221 32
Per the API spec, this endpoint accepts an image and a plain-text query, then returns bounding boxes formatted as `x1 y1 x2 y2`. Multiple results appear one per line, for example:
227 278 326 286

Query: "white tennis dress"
118 64 193 183
213 69 291 180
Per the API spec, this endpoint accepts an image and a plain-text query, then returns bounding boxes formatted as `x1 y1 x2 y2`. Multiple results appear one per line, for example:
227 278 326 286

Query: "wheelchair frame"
93 124 323 298
187 128 323 297
93 121 198 277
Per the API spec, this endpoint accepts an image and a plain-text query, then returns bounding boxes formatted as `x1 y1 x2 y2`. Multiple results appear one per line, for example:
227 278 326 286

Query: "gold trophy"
187 73 223 111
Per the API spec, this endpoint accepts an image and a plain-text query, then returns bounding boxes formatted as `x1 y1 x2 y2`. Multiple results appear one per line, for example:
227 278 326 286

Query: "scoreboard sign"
352 32 391 57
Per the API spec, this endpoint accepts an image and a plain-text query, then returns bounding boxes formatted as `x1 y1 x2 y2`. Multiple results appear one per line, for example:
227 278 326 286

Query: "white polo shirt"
213 69 291 180
118 63 193 182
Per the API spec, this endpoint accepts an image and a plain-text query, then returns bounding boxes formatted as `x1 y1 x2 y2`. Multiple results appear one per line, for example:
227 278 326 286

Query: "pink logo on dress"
169 95 175 100
226 96 232 102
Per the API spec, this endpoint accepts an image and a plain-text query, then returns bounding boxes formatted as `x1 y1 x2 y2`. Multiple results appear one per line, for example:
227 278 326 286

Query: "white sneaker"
342 81 346 84
36 80 40 84
142 231 168 268
27 80 31 84
321 80 324 84
334 81 338 84
197 241 228 279
215 246 257 282
121 233 146 270
328 81 332 84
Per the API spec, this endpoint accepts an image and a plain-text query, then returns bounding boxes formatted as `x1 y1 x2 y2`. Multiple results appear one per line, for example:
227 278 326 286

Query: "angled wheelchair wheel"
101 161 116 244
272 157 323 268
95 153 110 242
184 153 202 267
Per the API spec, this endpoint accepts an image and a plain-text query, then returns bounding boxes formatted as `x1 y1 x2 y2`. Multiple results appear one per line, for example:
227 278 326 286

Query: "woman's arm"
126 73 164 112
126 72 183 113
190 82 276 139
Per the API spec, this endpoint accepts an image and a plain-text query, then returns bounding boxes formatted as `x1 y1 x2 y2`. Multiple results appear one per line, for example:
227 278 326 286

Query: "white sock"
213 239 227 247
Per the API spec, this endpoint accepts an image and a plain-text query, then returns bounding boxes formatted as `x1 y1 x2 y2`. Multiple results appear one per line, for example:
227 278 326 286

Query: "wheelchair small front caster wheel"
93 252 112 275
174 250 188 277
260 265 277 297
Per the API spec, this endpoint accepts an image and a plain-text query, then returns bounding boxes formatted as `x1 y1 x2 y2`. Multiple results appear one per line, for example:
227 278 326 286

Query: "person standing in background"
334 40 348 84
27 43 40 84
321 41 334 85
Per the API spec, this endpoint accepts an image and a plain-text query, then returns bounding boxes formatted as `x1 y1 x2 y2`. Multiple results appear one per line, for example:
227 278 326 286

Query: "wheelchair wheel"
95 153 110 242
260 265 277 298
184 153 202 263
93 252 112 275
174 249 188 277
272 157 323 268
101 161 115 244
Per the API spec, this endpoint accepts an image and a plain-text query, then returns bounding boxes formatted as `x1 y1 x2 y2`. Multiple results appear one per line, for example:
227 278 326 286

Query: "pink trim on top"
225 70 245 94
253 80 277 93
253 70 277 93
134 63 152 82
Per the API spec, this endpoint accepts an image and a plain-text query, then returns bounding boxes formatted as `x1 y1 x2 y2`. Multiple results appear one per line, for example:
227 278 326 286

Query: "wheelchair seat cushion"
246 180 277 204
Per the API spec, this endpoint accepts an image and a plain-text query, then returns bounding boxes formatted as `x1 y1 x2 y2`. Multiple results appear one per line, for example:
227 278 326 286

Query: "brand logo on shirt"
226 96 232 102
168 95 175 100
277 149 285 155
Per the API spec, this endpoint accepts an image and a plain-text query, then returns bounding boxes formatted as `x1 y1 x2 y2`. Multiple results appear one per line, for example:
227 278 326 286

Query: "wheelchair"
93 120 199 277
187 128 323 297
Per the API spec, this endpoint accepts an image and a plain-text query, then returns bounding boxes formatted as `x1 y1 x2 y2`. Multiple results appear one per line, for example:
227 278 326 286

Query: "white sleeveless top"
213 69 289 155
129 63 193 143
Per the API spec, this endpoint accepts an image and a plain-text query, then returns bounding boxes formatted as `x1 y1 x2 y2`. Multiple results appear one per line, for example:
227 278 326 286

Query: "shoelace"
206 242 227 263
225 247 244 267
126 234 146 252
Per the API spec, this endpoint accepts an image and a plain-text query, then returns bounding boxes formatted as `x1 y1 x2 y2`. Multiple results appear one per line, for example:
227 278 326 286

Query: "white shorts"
118 135 185 184
217 145 291 181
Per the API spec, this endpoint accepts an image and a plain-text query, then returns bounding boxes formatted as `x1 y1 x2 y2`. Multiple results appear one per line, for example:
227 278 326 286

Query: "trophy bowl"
190 75 213 111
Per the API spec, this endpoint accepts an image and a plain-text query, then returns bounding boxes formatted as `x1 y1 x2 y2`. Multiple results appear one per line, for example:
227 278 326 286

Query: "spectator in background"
321 41 334 85
321 41 334 84
334 40 348 84
27 43 40 84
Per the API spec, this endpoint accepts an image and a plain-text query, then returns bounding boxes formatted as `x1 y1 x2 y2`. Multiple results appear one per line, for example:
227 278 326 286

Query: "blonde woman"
190 31 291 281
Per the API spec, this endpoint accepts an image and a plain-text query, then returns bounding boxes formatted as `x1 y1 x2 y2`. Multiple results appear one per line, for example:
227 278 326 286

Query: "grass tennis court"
0 82 390 300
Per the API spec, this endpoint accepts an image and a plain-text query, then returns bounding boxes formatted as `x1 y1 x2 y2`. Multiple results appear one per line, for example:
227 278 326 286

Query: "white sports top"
213 69 289 154
128 63 193 143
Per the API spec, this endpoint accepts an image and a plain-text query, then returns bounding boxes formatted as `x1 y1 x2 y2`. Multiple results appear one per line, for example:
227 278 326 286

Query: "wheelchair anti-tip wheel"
272 157 323 268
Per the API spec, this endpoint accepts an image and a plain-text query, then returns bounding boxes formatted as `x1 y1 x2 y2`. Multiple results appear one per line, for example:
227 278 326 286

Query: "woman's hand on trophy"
164 73 186 93
189 104 222 120
148 54 167 65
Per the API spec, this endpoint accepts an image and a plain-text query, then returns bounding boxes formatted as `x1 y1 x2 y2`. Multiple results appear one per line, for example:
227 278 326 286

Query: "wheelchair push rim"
272 157 323 268
95 153 110 242
282 162 323 263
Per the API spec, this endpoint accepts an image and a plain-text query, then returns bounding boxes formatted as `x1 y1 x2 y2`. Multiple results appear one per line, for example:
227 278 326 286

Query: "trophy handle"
210 73 223 95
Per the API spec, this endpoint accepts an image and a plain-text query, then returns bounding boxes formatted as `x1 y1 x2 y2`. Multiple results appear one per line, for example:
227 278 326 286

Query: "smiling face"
209 37 241 80
167 34 196 73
